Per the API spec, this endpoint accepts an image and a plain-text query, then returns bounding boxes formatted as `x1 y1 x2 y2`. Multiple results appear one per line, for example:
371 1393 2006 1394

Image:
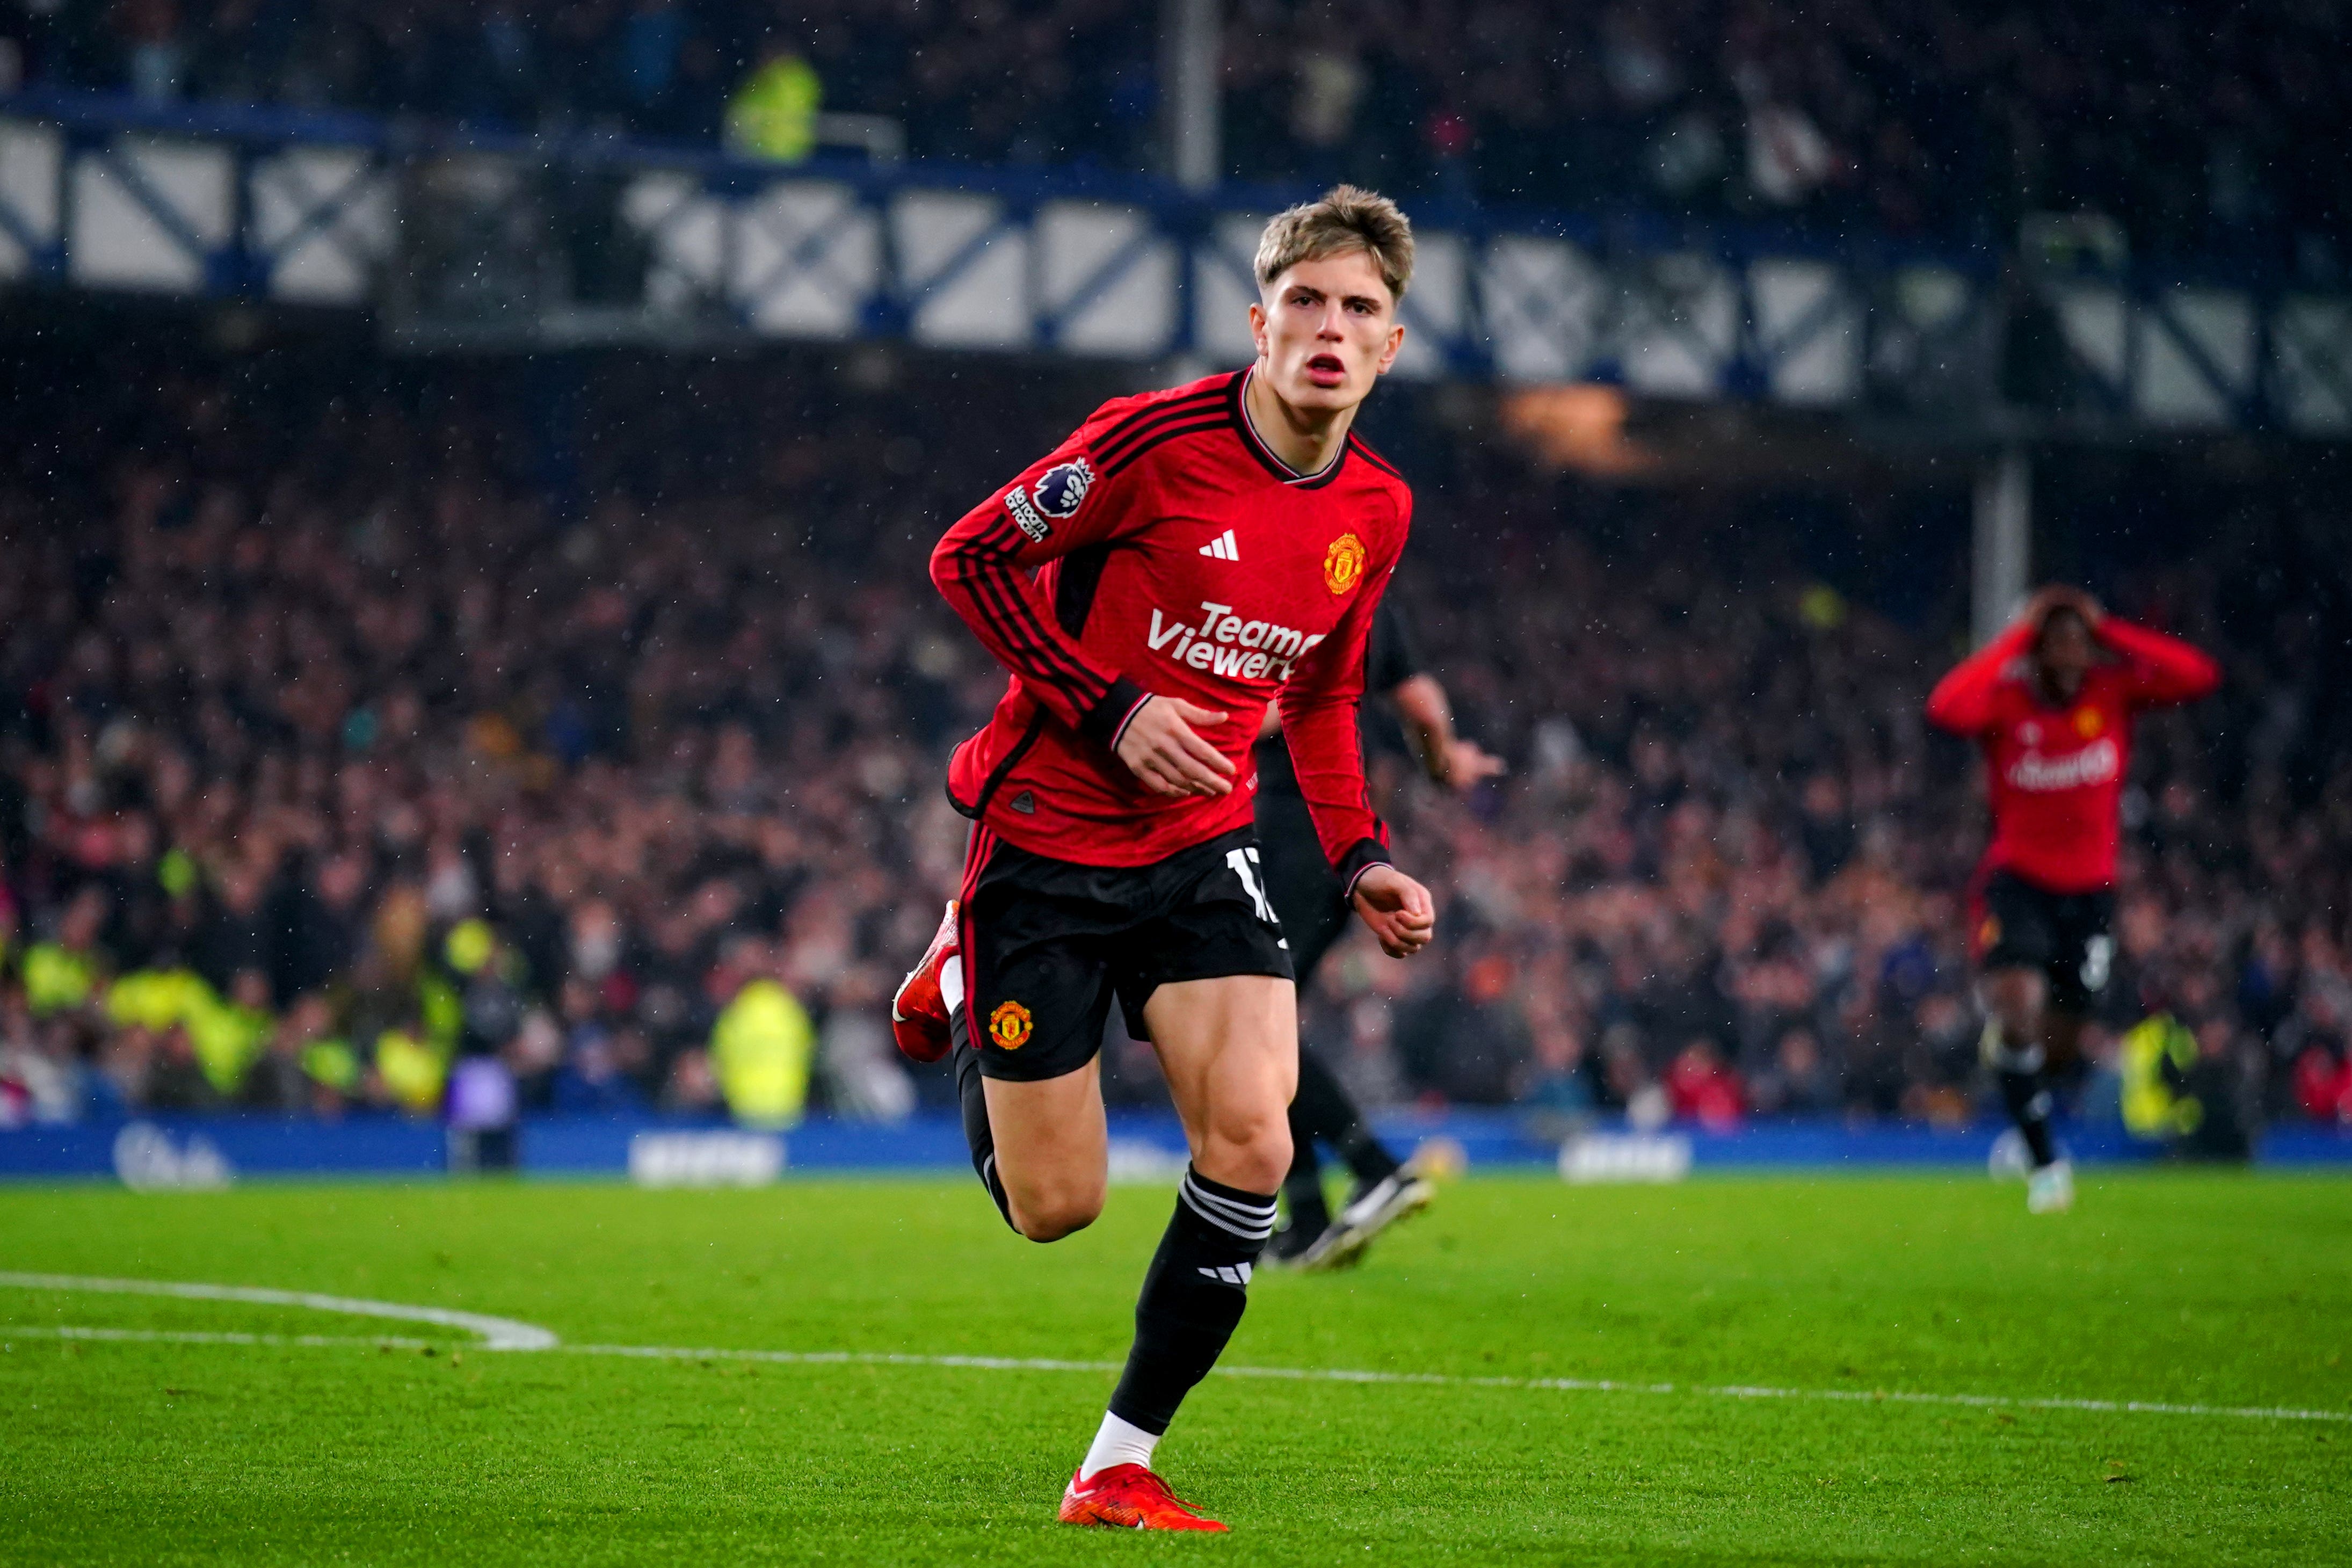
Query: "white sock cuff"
1078 1409 1161 1482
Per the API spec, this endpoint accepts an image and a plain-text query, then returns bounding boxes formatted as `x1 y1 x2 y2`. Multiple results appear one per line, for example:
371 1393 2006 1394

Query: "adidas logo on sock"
1197 529 1239 561
1196 1262 1252 1286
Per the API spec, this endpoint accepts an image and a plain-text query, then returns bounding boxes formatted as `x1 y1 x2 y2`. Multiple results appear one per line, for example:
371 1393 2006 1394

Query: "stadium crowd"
0 344 2347 1146
4 0 2347 267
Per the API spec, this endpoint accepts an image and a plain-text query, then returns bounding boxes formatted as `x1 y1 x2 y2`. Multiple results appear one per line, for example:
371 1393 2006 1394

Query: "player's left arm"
2093 614 2221 708
1277 523 1433 957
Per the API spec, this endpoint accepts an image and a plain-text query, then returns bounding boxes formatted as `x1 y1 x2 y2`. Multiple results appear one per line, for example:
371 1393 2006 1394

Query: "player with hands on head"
1926 582 2218 1214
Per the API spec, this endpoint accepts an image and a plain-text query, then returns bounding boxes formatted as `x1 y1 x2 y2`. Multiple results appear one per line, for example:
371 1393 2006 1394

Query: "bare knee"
1195 1113 1292 1197
1006 1182 1104 1243
1984 967 2045 1039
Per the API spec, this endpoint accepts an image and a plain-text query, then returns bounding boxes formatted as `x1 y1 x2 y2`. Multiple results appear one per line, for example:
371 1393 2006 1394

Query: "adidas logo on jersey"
1198 529 1239 561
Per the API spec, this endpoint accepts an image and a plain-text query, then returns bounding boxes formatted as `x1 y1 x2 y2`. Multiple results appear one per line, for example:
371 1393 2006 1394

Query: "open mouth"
1304 353 1347 386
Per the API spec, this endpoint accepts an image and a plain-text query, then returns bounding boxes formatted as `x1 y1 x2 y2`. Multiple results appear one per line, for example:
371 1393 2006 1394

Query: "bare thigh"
1143 974 1298 1195
982 1056 1107 1242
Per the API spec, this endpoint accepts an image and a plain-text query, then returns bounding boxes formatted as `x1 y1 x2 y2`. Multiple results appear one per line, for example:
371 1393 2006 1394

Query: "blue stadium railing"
4 1109 2345 1185
5 86 2346 432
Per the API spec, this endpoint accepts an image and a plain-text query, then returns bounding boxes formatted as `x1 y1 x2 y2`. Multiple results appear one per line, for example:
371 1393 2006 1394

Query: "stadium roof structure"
2 87 2347 440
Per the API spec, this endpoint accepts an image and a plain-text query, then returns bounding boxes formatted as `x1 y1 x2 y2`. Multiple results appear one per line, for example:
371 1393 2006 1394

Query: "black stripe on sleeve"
1100 415 1230 479
964 521 1110 705
971 519 1112 705
956 521 1109 708
1091 384 1228 460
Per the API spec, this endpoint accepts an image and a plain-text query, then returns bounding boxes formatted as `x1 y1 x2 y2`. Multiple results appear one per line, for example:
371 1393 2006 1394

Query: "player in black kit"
1255 598 1502 1268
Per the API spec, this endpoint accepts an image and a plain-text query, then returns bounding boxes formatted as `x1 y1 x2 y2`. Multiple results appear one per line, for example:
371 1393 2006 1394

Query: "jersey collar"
1230 369 1349 489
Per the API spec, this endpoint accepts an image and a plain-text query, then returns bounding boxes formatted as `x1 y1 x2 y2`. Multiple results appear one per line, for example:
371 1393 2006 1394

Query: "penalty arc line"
0 1271 557 1349
3 1274 2343 1428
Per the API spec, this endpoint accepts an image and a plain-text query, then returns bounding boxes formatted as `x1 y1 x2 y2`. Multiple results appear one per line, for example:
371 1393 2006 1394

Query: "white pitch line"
5 1325 430 1351
5 1272 2344 1427
553 1341 2352 1426
0 1272 557 1350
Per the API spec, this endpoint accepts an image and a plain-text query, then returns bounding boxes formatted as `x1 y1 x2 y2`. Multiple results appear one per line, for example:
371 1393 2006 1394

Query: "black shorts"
1254 783 1354 985
952 824 1293 1083
1973 869 2116 1014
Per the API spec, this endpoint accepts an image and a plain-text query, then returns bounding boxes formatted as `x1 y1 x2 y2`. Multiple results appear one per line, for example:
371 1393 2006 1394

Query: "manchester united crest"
988 999 1033 1050
1324 532 1366 595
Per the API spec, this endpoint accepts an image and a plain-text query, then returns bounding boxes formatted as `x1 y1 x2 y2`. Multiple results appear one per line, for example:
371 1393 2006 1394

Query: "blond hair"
1253 185 1414 302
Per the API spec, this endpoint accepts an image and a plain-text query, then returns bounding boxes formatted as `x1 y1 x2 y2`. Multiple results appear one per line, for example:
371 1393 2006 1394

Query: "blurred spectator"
724 38 818 163
3 2 2345 266
1748 1026 1833 1117
0 339 2344 1144
1665 1037 1743 1130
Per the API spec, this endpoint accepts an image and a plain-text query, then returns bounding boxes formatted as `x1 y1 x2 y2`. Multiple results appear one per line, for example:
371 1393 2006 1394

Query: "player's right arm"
928 413 1235 797
1390 676 1504 792
1924 618 2035 735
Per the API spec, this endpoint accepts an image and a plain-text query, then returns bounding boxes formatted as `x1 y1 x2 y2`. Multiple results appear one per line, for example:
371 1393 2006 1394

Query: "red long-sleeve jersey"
930 369 1410 883
1925 615 2219 893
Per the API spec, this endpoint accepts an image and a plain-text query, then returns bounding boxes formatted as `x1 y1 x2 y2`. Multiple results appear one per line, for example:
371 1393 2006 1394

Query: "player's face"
2036 609 2095 697
1248 250 1405 414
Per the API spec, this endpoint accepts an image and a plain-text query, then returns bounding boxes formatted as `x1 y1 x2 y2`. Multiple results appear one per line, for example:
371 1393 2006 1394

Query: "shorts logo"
988 1000 1034 1050
1978 915 2002 948
2072 706 2104 738
1324 533 1366 595
1033 459 1094 520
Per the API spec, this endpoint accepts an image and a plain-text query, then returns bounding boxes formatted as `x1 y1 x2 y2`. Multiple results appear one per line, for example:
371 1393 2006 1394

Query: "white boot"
2026 1159 2075 1215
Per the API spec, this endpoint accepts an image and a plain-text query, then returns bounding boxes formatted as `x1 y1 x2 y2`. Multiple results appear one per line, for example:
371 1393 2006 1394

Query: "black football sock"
1986 1028 2057 1168
954 1033 1017 1232
1107 1165 1277 1436
1294 1046 1400 1189
1279 1117 1331 1237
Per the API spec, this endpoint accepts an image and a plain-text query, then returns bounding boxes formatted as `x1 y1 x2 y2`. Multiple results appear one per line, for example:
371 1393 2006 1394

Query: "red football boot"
1058 1465 1228 1532
889 901 960 1063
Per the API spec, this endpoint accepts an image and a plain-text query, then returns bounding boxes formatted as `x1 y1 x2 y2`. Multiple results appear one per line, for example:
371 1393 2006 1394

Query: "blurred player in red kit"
1926 586 2219 1213
891 187 1434 1530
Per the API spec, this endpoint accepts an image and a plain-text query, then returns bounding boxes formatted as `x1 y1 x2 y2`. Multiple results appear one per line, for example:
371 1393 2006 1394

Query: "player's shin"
1277 1116 1332 1242
1983 1021 2058 1168
1294 1046 1399 1189
1093 1164 1277 1468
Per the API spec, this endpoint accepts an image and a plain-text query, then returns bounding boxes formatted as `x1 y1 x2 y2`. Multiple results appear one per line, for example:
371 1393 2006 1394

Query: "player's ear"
1247 299 1269 359
1374 319 1404 375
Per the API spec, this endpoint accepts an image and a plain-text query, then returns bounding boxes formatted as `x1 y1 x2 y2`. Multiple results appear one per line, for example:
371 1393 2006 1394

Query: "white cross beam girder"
1 97 2348 435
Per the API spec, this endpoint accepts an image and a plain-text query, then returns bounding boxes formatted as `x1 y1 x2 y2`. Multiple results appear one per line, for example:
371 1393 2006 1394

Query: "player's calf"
1090 1164 1278 1468
1979 964 2060 1170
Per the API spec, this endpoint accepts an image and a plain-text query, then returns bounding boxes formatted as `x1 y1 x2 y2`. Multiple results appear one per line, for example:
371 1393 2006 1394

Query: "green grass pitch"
3 1170 2348 1565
